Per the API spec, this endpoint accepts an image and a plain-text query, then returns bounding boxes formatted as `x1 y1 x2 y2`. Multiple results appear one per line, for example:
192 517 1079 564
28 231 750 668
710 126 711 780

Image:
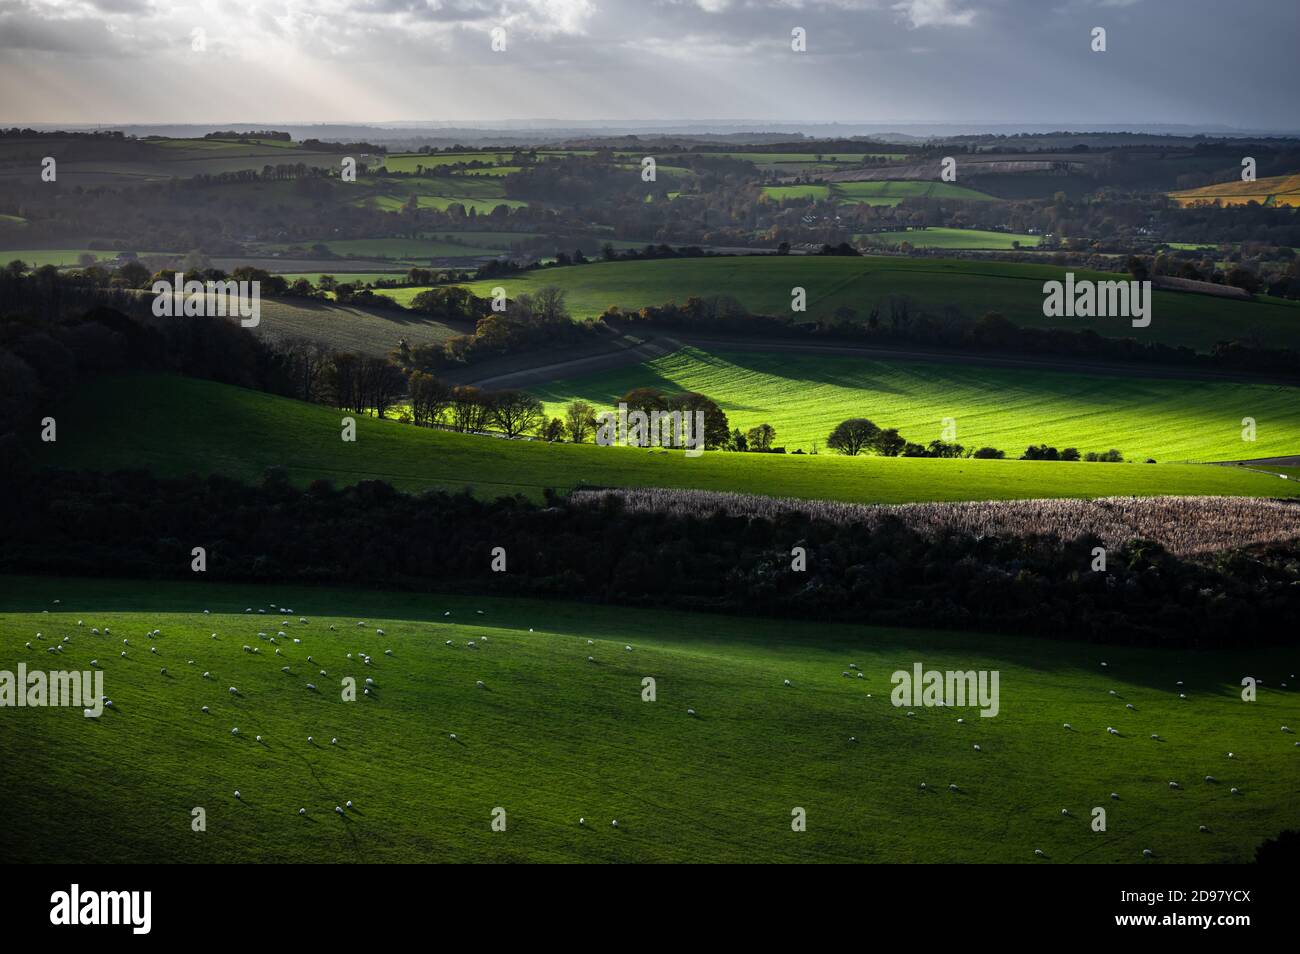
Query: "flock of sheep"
17 599 1300 861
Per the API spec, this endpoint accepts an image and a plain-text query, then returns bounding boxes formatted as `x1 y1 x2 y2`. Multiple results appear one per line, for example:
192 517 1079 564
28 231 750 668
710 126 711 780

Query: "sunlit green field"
37 374 1300 503
858 227 1042 250
531 346 1300 460
2 575 1296 863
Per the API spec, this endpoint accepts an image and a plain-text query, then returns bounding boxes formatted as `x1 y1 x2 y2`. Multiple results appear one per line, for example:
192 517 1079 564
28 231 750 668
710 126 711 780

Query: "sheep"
293 638 301 645
587 656 595 662
307 736 313 744
1101 661 1108 667
104 700 113 708
307 655 314 663
1108 690 1117 696
849 736 857 743
122 638 128 646
347 653 353 659
201 706 208 713
376 629 385 636
920 782 927 789
1179 693 1187 699
91 628 99 635
624 645 632 652
1228 752 1234 758
973 744 981 752
1168 781 1180 789
1204 775 1216 783
849 663 858 670
444 612 451 618
856 672 864 679
319 669 327 677
579 817 585 826
281 666 290 673
476 680 485 689
948 784 958 792
90 658 99 668
300 618 308 624
120 651 126 658
1199 825 1208 832
449 733 457 740
306 683 316 691
229 687 238 694
335 806 344 814
299 808 307 816
364 688 371 696
467 640 476 649
1034 849 1044 857
234 790 240 799
1142 849 1153 858
1283 726 1292 733
1125 703 1134 710
231 728 240 736
385 649 393 656
275 648 283 656
841 671 851 678
77 620 83 627
906 711 915 718
445 640 453 646
1230 787 1240 795
346 800 353 809
255 735 262 742
783 679 791 686
1063 723 1072 730
1107 726 1118 735
1110 792 1119 800
357 621 366 628
1060 809 1069 816
611 820 619 828
1150 733 1160 740
587 639 593 645
956 718 965 724
687 708 696 716
160 667 167 676
24 642 31 650
277 631 286 639
365 677 374 685
331 737 338 745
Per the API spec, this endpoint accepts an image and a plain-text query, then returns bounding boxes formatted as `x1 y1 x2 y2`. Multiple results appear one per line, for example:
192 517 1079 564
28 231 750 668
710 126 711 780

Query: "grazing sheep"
611 820 619 828
957 718 965 724
91 628 99 635
449 733 457 740
1151 733 1160 740
307 736 313 744
293 638 301 645
467 641 476 649
849 736 857 743
1110 792 1119 800
1108 690 1117 696
319 670 327 677
122 638 128 646
376 629 385 636
335 806 343 814
160 668 167 675
1169 781 1180 789
579 817 585 826
231 728 239 736
228 687 238 694
687 708 696 716
299 808 306 816
1060 809 1069 816
907 711 915 718
841 671 851 677
857 673 864 679
201 706 209 713
783 679 791 686
476 680 485 689
385 649 393 656
307 655 314 663
24 642 31 650
1199 825 1208 832
306 683 316 691
1228 752 1234 758
104 700 113 708
973 744 981 752
1231 787 1240 795
920 783 927 789
1063 723 1072 730
363 688 370 696
331 737 338 745
1034 849 1044 857
587 639 593 645
445 640 453 646
1125 703 1134 710
1142 849 1152 858
365 677 374 685
1283 726 1292 733
1179 693 1187 699
256 735 262 742
1107 727 1118 735
77 620 83 627
625 645 632 652
1204 776 1216 783
444 612 451 618
281 666 290 673
948 784 958 792
357 621 365 628
300 618 308 624
234 791 240 799
587 656 595 662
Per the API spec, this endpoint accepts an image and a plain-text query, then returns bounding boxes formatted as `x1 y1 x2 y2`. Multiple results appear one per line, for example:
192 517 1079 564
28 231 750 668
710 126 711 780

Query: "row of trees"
824 418 1128 462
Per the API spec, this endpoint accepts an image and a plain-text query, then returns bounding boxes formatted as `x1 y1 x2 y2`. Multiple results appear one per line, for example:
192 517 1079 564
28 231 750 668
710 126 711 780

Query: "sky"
0 0 1296 129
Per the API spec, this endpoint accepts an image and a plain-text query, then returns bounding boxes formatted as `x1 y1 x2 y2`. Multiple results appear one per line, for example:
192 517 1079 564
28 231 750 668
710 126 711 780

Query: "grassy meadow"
1 575 1296 863
36 374 1300 504
530 346 1300 460
447 256 1300 351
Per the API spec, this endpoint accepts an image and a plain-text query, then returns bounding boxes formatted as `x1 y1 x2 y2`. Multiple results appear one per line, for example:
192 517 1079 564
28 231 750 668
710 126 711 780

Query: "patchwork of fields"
762 180 994 206
1170 174 1300 208
1 575 1296 863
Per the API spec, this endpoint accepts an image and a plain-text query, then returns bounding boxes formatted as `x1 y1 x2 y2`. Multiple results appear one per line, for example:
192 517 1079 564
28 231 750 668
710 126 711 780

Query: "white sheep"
1034 849 1044 857
948 783 958 792
1110 792 1119 800
587 656 595 662
1107 727 1118 735
445 640 453 646
579 817 585 826
299 808 306 816
1142 849 1152 858
319 670 327 677
335 806 343 814
849 736 857 743
449 733 457 740
231 728 239 736
229 686 238 694
104 700 113 708
1204 775 1216 783
957 717 965 724
1060 809 1069 816
1063 723 1072 730
476 680 485 688
783 679 791 686
346 800 353 809
281 666 290 673
625 645 632 652
331 737 338 745
307 736 313 744
973 744 981 752
306 683 316 691
160 667 167 675
920 782 927 789
1199 825 1208 832
611 820 619 828
586 639 593 645
234 790 240 799
256 735 262 742
687 708 696 716
1125 703 1134 710
1231 787 1240 795
1168 781 1180 789
376 629 385 636
201 706 209 713
385 649 393 656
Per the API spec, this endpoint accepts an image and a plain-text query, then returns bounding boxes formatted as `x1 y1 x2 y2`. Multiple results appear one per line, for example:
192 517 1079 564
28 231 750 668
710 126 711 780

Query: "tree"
826 418 879 456
871 427 906 457
449 385 490 432
490 389 545 437
409 371 451 427
745 423 776 451
537 417 565 442
564 400 598 443
729 427 748 452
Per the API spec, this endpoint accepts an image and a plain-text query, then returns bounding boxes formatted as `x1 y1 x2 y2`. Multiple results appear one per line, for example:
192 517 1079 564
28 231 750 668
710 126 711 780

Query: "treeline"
3 466 1298 650
605 297 1300 379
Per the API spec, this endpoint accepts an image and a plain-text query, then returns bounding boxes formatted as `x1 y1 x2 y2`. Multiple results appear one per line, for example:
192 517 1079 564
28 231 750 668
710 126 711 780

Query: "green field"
833 180 995 205
264 237 506 261
37 375 1300 504
762 185 832 201
530 346 1300 461
452 256 1300 351
0 248 172 268
1 574 1296 863
251 299 465 354
858 228 1042 250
